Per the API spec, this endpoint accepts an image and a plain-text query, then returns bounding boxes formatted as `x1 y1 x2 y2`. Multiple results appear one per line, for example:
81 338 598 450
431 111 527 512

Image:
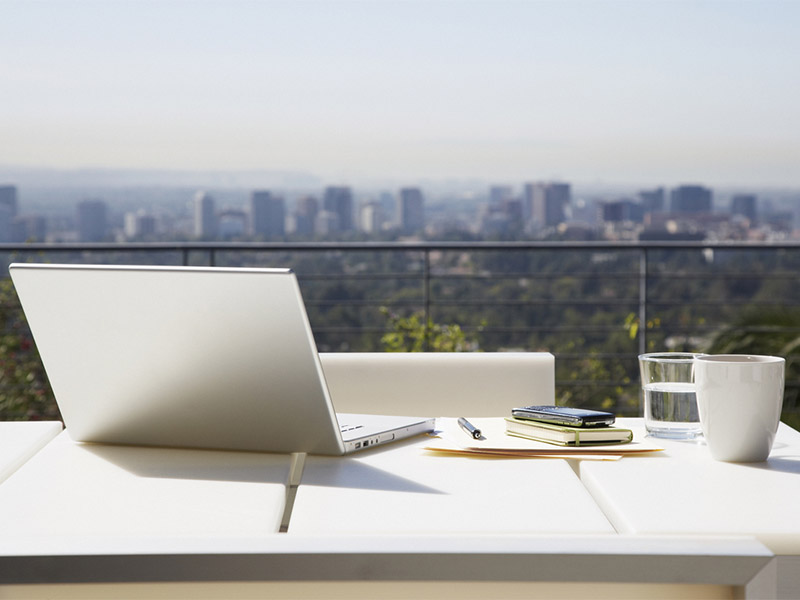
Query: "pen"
458 417 482 440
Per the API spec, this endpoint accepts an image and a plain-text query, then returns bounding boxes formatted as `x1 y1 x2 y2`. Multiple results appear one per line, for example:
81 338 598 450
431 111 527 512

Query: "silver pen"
458 417 482 439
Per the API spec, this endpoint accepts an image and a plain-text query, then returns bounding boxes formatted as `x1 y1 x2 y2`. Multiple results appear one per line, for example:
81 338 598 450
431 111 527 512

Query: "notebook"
9 263 435 455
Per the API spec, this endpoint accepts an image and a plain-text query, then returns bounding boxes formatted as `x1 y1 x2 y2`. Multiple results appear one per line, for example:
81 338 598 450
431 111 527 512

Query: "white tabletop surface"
0 421 62 484
0 430 292 544
580 418 800 554
0 421 784 597
289 418 616 535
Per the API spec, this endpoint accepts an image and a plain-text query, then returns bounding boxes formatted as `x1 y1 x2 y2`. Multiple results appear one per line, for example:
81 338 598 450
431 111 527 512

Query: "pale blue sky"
1 0 799 186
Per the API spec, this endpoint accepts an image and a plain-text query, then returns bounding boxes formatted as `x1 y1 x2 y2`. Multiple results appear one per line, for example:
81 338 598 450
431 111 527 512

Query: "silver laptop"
10 263 435 455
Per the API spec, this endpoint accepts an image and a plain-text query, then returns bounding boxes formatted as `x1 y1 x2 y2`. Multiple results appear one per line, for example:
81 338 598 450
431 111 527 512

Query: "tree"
380 308 480 352
0 278 58 420
704 307 800 430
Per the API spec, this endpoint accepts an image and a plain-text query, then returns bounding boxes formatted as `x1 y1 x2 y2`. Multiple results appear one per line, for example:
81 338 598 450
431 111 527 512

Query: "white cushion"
319 352 554 417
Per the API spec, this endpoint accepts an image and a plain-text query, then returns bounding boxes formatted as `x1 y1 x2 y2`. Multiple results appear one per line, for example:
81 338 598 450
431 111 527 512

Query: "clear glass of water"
638 352 704 439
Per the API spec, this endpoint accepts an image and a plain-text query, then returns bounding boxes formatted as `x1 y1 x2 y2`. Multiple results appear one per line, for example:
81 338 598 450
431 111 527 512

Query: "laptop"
9 263 435 455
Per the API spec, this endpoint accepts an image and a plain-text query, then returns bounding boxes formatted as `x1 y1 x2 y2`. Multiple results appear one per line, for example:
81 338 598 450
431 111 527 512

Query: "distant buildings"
124 211 157 239
218 209 247 238
77 199 108 242
322 186 354 233
398 188 424 234
292 196 319 236
524 182 571 231
639 187 665 213
601 199 643 223
731 194 757 224
670 185 712 213
0 185 18 242
250 190 285 237
360 201 385 234
194 191 217 238
0 179 785 244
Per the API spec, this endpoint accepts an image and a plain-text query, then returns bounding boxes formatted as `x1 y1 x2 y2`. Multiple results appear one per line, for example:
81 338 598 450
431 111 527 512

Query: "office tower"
218 209 247 238
77 199 108 242
489 185 513 206
503 198 523 224
323 186 354 232
250 190 285 237
731 194 757 223
124 212 157 239
602 200 644 223
379 191 396 223
14 215 46 242
315 210 339 235
524 182 571 230
639 187 665 213
194 191 217 239
670 185 712 213
293 196 319 236
360 201 384 234
398 188 425 234
0 185 18 217
0 185 18 243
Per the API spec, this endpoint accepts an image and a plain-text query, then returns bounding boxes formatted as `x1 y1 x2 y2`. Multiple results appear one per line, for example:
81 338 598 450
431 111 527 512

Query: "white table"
0 421 61 484
0 421 788 599
0 430 292 542
289 420 616 535
580 418 800 599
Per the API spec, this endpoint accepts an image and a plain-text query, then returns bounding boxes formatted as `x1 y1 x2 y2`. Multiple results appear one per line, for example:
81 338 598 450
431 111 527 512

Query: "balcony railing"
2 240 799 423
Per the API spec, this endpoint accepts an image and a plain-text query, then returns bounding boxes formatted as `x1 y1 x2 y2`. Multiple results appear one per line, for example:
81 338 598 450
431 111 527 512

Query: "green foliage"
704 306 800 429
0 278 58 421
380 308 480 352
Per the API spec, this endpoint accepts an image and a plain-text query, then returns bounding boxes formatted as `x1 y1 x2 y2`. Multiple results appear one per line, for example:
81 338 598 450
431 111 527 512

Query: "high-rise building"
360 201 385 234
524 182 571 230
15 215 46 242
670 185 712 213
293 196 319 236
315 210 340 235
0 185 18 243
218 209 247 238
489 185 514 206
124 211 157 239
731 194 757 223
601 200 644 223
77 199 108 242
250 190 285 237
639 187 665 213
194 191 217 238
323 186 353 232
398 188 425 234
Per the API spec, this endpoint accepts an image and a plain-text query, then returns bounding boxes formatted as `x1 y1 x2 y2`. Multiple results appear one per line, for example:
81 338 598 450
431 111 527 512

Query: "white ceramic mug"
694 354 784 462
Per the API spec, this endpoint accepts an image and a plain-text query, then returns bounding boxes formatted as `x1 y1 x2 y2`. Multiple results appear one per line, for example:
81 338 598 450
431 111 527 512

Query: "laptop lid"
10 263 352 455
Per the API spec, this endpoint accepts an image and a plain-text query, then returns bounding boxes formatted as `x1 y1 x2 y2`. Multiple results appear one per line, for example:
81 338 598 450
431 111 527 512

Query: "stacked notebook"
504 417 633 446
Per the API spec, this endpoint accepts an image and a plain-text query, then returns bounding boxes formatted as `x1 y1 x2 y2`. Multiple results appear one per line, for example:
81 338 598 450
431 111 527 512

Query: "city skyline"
2 1 800 188
0 177 795 246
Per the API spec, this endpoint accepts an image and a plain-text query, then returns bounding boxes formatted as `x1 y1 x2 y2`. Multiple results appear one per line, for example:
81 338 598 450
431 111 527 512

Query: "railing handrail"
2 239 800 252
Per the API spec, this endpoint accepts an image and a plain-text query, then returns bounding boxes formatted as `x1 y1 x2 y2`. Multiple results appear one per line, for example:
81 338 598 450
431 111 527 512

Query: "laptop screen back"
10 264 346 455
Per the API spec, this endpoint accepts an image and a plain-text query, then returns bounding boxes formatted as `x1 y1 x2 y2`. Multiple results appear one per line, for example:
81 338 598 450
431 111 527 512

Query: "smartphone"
511 405 615 428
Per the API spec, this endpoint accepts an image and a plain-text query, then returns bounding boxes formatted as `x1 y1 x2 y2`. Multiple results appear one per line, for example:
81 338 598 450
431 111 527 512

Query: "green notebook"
504 417 633 446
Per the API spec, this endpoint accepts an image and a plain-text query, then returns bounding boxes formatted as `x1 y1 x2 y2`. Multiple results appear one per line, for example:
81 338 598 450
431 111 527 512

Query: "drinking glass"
638 352 704 439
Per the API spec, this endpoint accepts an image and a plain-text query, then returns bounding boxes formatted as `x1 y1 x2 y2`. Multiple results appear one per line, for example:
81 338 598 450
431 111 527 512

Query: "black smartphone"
511 405 615 428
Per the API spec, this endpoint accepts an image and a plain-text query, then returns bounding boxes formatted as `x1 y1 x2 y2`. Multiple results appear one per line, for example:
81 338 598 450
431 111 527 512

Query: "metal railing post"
423 249 431 351
639 247 648 356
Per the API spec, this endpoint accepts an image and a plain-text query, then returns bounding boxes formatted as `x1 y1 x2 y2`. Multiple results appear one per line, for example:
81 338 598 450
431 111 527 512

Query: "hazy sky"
2 0 799 187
